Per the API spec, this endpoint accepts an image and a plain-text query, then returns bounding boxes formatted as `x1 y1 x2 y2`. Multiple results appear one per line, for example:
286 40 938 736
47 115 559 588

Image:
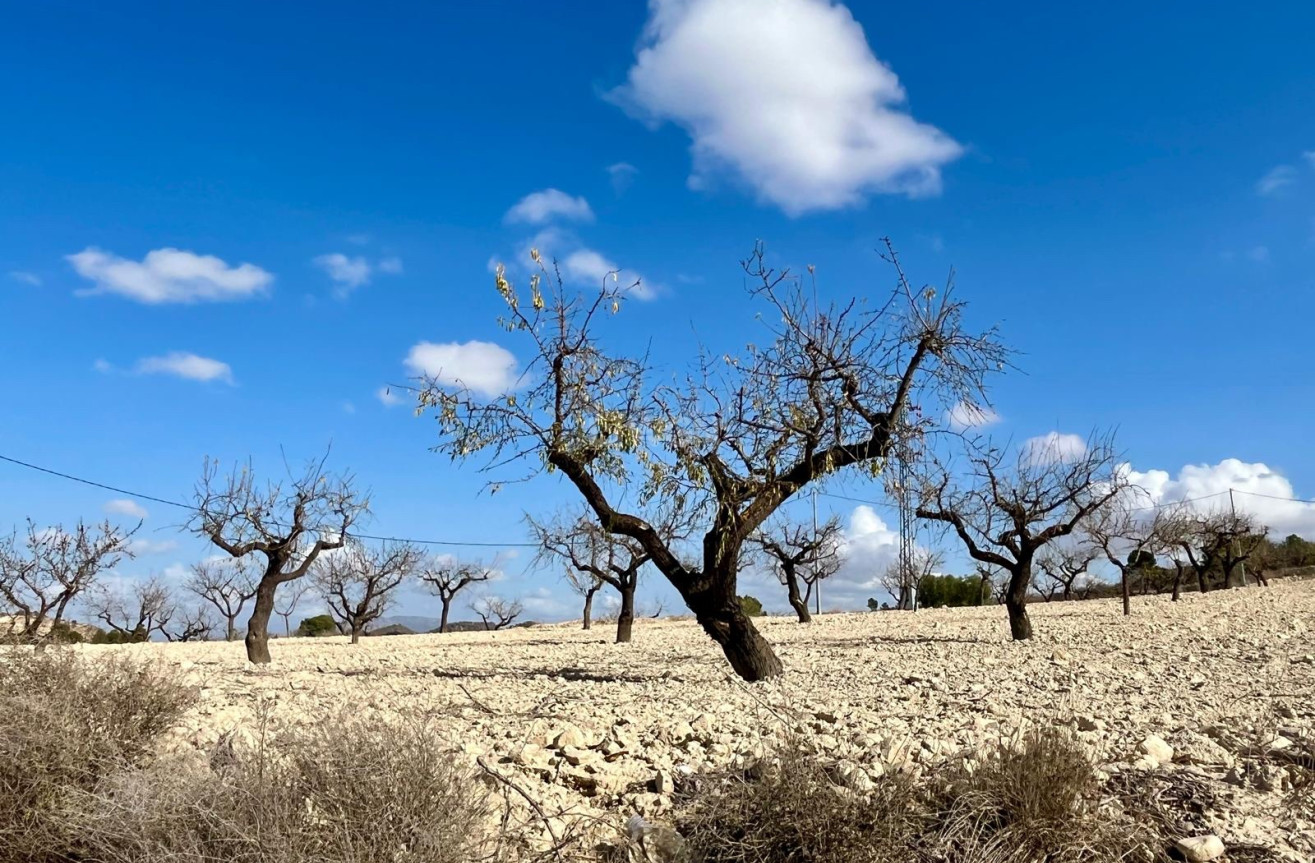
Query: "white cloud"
504 189 595 225
946 400 1000 432
519 586 572 618
8 270 40 286
376 386 404 407
313 253 371 298
403 340 522 398
92 358 114 374
134 351 235 384
1126 458 1315 540
524 228 657 300
129 538 179 556
104 499 149 520
341 401 356 414
822 505 901 608
608 0 962 215
606 162 639 194
378 256 404 274
1022 431 1087 465
1257 165 1298 196
67 247 272 304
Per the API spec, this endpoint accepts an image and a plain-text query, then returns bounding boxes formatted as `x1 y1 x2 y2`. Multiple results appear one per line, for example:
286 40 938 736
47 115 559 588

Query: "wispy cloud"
376 386 404 407
8 270 40 286
313 252 403 298
67 247 272 303
104 499 149 520
1256 165 1298 196
131 351 235 384
606 162 639 195
946 400 1000 431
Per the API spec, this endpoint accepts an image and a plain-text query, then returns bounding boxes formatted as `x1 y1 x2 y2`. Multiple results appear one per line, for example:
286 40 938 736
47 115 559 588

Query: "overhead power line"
0 453 538 549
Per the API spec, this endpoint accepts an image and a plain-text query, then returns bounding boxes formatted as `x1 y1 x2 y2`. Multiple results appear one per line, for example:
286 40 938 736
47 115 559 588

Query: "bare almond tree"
186 558 257 641
1087 502 1169 615
470 595 523 631
749 517 842 623
0 519 137 644
163 604 215 642
87 575 175 641
917 432 1131 640
1034 544 1101 602
529 509 668 642
313 541 422 644
418 558 492 633
418 243 1004 680
188 455 370 664
880 546 942 611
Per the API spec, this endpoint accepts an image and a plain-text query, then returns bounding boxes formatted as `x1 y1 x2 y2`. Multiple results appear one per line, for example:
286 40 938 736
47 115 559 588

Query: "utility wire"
0 453 538 548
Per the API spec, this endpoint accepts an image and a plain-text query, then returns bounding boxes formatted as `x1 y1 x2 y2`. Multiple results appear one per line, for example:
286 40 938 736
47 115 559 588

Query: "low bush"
295 613 339 637
0 648 195 863
737 595 764 617
669 726 1166 863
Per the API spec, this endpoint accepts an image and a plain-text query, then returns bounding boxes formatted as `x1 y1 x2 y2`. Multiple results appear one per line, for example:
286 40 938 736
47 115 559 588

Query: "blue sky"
3 0 1314 623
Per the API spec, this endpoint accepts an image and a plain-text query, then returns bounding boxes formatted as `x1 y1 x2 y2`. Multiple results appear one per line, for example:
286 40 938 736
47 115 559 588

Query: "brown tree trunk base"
616 586 636 643
1121 573 1131 616
1005 599 1033 641
245 584 276 664
694 599 782 681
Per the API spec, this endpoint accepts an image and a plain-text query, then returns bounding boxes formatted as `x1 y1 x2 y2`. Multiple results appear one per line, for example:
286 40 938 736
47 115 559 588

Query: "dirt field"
94 580 1315 859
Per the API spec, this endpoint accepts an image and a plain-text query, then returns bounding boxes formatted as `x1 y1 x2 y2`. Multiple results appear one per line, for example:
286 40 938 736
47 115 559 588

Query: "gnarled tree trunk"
783 568 812 623
245 582 276 664
686 577 781 680
616 583 636 643
1004 567 1032 641
582 586 597 630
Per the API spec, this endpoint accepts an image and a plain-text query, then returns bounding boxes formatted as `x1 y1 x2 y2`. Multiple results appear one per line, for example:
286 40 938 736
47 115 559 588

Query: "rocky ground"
93 580 1315 860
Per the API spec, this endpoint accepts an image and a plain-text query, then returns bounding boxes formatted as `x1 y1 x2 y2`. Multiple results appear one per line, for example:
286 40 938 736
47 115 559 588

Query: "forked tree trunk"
245 583 276 664
616 583 636 643
688 585 782 681
783 568 812 623
439 598 452 634
1004 567 1032 641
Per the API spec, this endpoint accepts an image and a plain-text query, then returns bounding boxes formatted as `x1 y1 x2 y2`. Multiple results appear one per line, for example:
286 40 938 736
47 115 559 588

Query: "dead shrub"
0 647 195 863
933 726 1162 863
669 727 1165 863
72 714 495 863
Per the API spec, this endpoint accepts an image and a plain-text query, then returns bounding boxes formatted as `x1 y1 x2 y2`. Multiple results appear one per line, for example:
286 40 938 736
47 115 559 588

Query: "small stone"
1076 715 1103 732
562 745 599 766
1174 835 1225 863
1138 734 1174 765
648 768 673 794
551 724 586 749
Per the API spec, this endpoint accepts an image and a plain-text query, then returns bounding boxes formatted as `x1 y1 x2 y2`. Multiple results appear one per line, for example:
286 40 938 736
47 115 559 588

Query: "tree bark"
689 587 781 680
1171 563 1184 601
1121 571 1130 616
1004 567 1032 641
616 583 636 643
582 588 595 630
350 626 361 644
1197 569 1209 594
783 568 812 623
226 619 237 642
439 598 452 633
245 583 276 664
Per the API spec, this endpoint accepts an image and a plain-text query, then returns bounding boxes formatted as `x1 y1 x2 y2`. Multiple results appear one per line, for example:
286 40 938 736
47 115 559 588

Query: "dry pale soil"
91 580 1315 860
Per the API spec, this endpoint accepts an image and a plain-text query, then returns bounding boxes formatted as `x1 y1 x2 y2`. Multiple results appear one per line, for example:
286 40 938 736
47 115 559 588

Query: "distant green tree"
47 621 88 643
295 614 339 638
738 595 764 617
917 574 989 609
866 597 881 612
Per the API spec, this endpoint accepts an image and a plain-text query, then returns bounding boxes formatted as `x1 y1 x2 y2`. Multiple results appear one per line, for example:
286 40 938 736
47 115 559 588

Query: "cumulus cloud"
313 253 372 299
946 401 1000 432
815 505 901 608
523 228 657 300
403 340 522 398
504 189 595 225
608 0 961 214
1126 458 1315 539
103 499 149 520
134 351 235 384
67 247 272 303
1022 431 1087 465
8 270 40 286
1257 165 1298 196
